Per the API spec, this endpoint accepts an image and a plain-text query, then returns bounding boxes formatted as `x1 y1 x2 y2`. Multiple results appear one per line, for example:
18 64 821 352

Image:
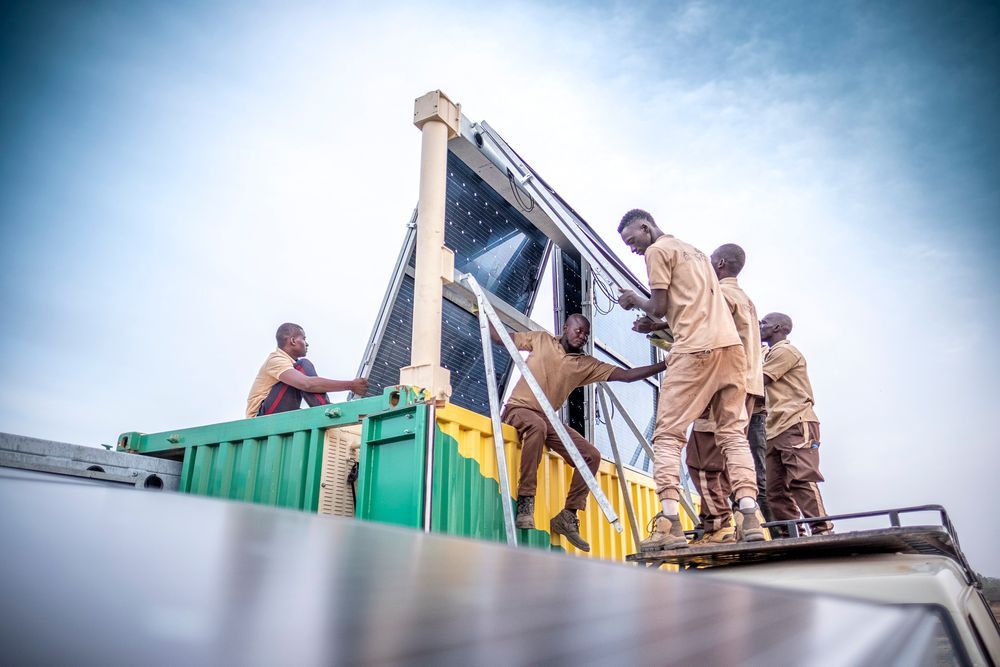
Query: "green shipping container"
117 388 420 512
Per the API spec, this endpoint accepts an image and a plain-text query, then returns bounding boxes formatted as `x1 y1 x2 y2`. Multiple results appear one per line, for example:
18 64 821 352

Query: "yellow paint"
436 403 700 561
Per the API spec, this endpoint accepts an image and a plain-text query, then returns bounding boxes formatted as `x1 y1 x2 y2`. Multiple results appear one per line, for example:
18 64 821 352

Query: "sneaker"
639 513 689 552
735 507 765 542
515 496 535 530
550 509 590 552
690 525 736 546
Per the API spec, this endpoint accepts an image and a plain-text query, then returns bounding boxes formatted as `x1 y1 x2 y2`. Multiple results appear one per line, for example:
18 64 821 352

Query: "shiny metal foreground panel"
0 476 944 666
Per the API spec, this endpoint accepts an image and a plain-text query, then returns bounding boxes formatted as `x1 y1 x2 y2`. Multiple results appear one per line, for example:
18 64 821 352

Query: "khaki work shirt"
246 348 296 418
505 331 618 413
644 235 741 354
691 278 763 433
720 277 764 398
763 340 819 440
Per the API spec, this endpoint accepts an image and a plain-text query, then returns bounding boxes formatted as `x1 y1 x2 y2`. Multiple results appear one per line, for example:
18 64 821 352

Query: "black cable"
595 393 616 425
347 460 359 510
507 169 535 212
592 275 619 315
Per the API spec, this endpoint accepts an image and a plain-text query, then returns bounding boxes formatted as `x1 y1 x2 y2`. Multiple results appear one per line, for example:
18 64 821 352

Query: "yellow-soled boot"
690 525 736 546
639 513 689 552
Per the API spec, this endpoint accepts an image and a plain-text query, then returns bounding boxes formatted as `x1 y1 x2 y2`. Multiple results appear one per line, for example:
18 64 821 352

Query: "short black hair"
618 208 655 233
769 313 793 334
276 322 304 347
564 313 591 328
713 243 746 275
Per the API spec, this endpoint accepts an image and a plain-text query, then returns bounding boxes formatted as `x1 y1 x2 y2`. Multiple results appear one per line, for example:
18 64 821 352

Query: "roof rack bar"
760 504 979 585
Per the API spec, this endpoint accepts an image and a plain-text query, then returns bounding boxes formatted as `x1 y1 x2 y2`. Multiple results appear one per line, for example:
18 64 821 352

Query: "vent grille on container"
319 425 362 517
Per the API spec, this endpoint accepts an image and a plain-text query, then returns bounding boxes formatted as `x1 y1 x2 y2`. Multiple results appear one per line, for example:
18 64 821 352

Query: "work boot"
735 507 766 542
690 525 736 546
550 509 590 552
515 496 535 530
639 513 689 552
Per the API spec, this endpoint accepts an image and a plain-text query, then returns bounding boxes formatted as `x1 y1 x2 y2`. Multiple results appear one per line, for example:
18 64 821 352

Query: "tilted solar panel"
365 153 548 414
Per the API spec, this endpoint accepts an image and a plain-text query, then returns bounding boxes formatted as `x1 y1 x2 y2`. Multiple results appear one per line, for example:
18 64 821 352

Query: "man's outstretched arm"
607 359 667 383
278 370 368 395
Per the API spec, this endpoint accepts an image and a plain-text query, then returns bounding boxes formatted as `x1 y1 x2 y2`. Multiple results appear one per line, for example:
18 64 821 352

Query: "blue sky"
1 1 998 568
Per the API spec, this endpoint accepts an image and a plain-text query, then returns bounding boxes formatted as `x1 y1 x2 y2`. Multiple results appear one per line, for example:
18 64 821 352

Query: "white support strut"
462 274 623 533
598 382 699 522
475 304 518 547
596 385 642 548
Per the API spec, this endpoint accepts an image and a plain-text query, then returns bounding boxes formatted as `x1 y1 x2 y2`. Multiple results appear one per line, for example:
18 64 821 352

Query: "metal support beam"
422 402 436 533
596 385 641 549
597 382 699 522
476 305 518 546
401 264 547 335
355 215 417 389
462 274 622 533
467 121 673 345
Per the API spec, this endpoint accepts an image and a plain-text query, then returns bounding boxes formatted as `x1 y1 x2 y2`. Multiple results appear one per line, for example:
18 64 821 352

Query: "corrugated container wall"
358 402 693 561
118 389 414 516
120 388 691 563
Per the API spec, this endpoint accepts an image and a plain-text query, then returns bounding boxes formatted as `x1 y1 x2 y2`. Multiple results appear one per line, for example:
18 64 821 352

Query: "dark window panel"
558 252 586 435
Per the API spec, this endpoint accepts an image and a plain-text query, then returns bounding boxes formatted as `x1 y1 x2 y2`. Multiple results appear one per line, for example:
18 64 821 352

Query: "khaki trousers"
765 422 833 535
652 345 757 502
503 406 601 512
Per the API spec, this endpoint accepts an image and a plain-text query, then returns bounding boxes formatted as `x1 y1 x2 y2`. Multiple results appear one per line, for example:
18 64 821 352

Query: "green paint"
357 404 555 550
117 387 422 454
117 387 422 512
117 385 558 551
356 404 426 527
431 425 553 550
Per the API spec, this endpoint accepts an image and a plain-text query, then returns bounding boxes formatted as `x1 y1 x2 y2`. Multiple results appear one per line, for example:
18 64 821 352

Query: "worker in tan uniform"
617 210 764 550
636 243 767 543
493 314 666 552
759 312 833 536
246 323 368 419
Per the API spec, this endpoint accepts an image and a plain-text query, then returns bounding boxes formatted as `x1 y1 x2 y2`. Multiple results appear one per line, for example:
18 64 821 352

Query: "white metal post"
399 91 460 402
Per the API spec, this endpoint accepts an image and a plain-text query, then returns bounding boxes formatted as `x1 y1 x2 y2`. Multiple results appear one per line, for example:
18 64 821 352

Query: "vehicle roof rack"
627 505 981 586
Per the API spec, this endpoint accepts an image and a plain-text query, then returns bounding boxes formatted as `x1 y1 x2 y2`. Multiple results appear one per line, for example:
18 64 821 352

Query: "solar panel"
593 300 656 371
366 153 548 414
362 137 663 476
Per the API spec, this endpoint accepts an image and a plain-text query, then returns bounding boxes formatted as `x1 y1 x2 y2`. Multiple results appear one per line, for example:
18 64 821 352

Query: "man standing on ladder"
491 315 666 552
617 210 765 550
634 243 769 543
